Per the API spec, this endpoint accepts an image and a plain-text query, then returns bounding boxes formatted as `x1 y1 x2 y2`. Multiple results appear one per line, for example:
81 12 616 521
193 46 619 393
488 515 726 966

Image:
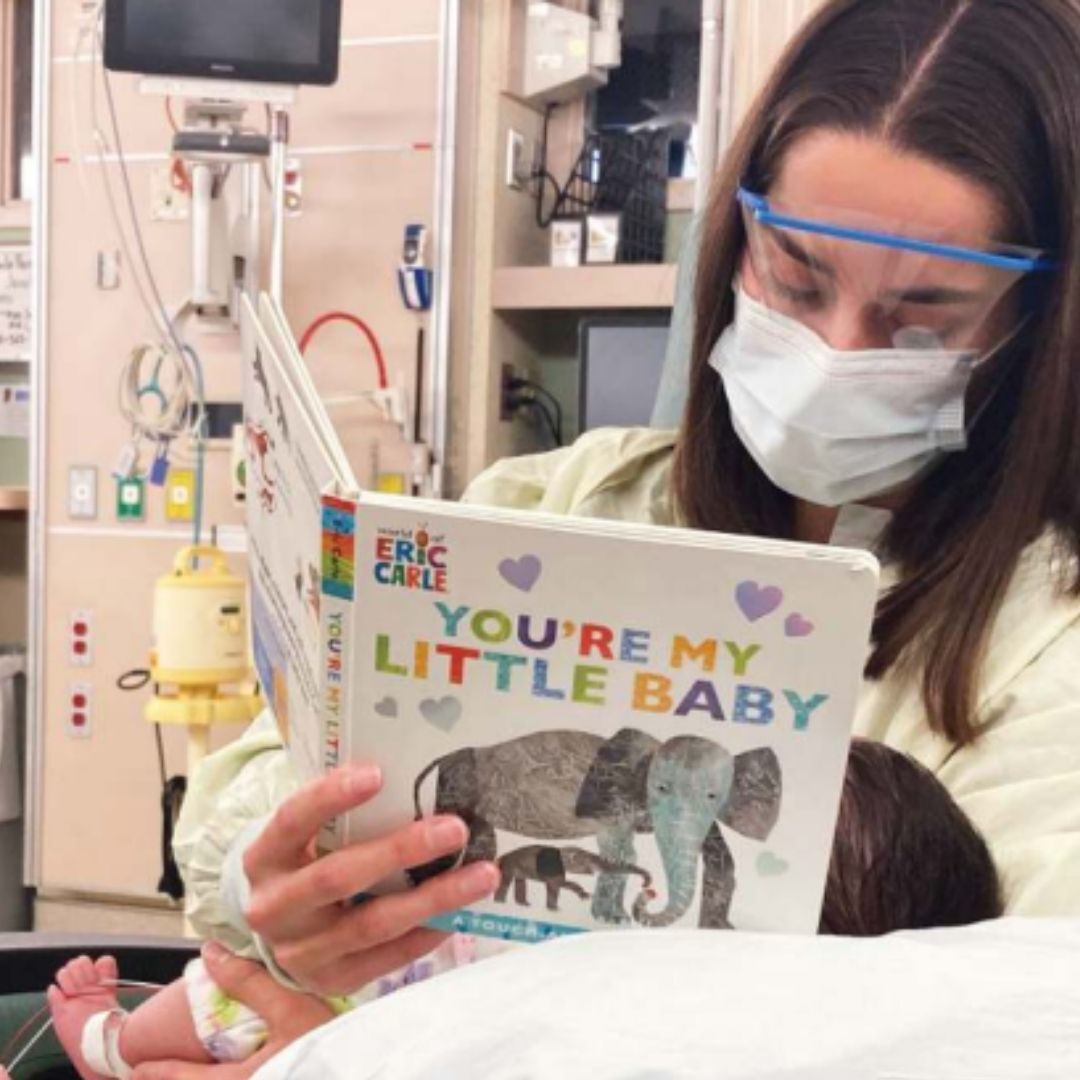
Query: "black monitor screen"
105 0 342 86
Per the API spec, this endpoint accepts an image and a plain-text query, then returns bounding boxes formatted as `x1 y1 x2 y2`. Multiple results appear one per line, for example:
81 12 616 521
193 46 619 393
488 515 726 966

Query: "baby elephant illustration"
409 727 782 930
495 844 652 912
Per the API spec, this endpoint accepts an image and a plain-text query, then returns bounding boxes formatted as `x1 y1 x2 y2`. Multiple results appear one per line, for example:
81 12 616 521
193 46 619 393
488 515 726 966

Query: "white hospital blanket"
254 919 1080 1080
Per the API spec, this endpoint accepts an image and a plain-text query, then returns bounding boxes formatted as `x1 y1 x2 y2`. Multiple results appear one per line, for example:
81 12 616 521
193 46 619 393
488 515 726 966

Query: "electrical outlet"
68 466 98 520
165 469 197 522
284 157 303 216
116 476 146 521
500 364 519 421
506 129 528 190
68 683 92 738
70 610 93 667
151 164 191 222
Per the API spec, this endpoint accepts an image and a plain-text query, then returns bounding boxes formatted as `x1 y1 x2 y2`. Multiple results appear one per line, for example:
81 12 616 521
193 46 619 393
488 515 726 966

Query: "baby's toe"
94 955 118 986
56 961 80 997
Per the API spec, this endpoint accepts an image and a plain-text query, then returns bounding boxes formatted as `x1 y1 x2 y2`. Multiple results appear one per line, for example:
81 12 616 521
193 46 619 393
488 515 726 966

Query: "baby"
47 739 1002 1079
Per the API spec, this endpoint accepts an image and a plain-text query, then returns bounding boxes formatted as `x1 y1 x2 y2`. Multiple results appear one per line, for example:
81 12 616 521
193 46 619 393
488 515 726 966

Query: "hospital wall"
32 0 826 931
33 1 445 927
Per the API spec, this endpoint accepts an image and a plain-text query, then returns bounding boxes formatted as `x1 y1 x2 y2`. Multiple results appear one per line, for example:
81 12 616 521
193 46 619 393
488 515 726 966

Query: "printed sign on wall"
0 247 32 362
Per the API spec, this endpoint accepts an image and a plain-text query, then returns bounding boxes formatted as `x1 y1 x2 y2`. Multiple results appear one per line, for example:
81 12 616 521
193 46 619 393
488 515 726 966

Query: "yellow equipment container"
146 545 262 767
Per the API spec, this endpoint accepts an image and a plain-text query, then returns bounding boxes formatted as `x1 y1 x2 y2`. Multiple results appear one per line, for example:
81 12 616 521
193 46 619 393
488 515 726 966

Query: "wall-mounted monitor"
104 0 343 87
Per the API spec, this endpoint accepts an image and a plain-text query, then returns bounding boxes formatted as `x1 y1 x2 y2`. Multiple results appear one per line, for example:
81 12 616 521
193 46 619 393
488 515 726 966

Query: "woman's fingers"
251 814 471 919
305 926 457 999
200 942 335 1032
275 860 500 978
242 763 383 883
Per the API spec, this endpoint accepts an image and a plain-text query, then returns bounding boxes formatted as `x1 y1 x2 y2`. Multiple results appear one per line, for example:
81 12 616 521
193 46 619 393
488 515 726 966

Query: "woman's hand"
131 942 335 1079
240 762 499 996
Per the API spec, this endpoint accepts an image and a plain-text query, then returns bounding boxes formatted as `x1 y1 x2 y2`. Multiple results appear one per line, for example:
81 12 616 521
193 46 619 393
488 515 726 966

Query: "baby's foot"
47 955 123 1080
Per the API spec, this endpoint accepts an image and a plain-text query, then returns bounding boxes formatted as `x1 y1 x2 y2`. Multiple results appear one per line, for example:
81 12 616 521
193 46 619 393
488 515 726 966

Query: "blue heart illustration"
420 696 463 731
755 851 790 877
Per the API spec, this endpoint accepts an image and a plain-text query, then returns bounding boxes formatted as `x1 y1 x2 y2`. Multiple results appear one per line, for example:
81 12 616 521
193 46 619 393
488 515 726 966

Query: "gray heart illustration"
420 696 463 731
374 696 398 719
755 851 790 877
499 555 542 592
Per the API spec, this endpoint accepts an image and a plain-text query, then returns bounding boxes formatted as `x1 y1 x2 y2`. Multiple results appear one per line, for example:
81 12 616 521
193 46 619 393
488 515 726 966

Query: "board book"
242 294 880 943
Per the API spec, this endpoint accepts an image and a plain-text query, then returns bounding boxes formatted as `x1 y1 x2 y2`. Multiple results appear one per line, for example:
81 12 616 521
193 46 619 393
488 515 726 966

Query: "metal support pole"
269 107 290 303
695 0 725 212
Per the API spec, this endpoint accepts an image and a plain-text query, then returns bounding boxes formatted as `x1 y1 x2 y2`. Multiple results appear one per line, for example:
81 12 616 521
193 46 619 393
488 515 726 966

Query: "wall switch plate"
68 683 92 738
96 250 121 290
70 611 93 667
506 128 528 190
68 466 98 520
116 476 146 521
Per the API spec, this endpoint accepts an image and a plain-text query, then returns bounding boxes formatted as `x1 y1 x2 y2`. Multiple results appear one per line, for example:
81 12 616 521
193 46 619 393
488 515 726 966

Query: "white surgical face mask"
708 286 986 507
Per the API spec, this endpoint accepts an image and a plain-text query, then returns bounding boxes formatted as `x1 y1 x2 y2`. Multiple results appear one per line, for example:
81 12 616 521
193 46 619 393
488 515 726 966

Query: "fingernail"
343 763 381 797
202 940 229 963
429 816 467 848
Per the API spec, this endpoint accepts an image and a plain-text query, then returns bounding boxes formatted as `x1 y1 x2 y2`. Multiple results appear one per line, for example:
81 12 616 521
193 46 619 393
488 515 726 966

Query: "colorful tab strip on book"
321 496 357 601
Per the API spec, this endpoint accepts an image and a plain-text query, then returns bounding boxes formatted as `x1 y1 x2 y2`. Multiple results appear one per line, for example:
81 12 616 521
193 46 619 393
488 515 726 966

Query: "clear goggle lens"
737 188 1054 353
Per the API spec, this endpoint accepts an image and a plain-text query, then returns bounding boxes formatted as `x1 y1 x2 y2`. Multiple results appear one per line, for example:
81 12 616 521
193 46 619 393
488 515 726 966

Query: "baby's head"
820 739 1003 936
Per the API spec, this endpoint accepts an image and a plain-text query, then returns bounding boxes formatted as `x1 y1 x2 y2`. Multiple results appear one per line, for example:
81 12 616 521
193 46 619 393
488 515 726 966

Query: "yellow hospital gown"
174 427 1080 969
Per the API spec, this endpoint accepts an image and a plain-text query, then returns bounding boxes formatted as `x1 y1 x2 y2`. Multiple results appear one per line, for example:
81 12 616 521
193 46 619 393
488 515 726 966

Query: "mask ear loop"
952 314 1033 442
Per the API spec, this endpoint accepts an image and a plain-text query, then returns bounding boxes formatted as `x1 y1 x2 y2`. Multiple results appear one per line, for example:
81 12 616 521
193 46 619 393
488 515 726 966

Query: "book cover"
243 294 880 941
339 497 878 940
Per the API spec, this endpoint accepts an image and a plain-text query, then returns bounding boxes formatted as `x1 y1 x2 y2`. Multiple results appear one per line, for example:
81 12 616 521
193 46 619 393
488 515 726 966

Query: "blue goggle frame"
737 188 1057 274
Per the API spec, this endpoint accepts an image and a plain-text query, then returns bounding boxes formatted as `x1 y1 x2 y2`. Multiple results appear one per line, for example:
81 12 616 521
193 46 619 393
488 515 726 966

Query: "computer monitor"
579 316 671 431
104 0 343 87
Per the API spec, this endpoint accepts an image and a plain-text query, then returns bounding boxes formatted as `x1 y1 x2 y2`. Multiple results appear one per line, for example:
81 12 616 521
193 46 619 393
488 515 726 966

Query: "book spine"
319 492 360 851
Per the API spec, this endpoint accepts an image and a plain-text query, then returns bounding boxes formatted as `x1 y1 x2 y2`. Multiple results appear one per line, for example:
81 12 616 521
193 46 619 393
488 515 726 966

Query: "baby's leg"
117 978 213 1066
48 956 210 1079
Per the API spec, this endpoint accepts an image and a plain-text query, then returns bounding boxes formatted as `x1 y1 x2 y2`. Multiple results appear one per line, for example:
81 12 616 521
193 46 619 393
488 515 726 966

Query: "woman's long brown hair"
673 0 1080 746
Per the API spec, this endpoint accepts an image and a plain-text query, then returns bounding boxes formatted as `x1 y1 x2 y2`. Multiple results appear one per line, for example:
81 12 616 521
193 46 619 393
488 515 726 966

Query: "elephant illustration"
495 843 652 913
409 727 782 929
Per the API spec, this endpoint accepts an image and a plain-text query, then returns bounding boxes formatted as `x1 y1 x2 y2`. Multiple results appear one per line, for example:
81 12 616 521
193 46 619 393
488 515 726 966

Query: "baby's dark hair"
820 738 1003 936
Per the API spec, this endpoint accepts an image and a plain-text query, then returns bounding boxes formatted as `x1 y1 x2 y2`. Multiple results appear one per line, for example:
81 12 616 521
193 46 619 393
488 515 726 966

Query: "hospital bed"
0 933 198 1078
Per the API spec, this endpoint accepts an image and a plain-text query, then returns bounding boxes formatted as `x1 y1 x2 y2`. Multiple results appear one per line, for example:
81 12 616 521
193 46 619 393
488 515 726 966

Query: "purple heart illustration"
785 613 815 638
499 555 542 592
736 581 784 622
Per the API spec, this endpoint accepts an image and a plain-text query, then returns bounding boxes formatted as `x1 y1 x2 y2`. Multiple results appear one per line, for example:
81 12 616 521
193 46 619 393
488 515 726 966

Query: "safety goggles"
737 187 1055 352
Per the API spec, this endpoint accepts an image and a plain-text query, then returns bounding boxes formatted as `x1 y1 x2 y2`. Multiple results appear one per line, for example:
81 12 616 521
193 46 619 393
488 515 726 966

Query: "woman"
148 0 1080 1036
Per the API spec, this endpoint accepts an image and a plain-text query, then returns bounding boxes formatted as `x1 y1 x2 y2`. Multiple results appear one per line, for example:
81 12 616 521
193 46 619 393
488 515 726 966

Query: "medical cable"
299 312 390 389
508 376 564 445
80 3 173 347
93 5 208 540
1 981 162 1075
523 398 561 449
